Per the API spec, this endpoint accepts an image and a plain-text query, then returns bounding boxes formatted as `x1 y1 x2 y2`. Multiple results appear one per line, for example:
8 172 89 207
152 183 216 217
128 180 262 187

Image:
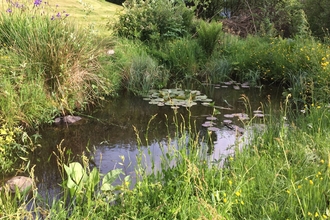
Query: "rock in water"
54 115 82 124
0 176 34 194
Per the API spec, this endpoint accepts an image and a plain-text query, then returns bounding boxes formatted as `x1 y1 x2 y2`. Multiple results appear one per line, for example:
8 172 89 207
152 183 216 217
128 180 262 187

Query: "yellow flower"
320 159 325 164
315 212 319 217
298 185 302 189
309 180 314 185
223 198 227 203
235 190 241 197
286 190 291 194
308 212 312 216
228 180 232 186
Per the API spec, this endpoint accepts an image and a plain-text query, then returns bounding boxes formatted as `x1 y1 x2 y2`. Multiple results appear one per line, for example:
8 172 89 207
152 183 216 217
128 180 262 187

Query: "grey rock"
0 176 34 194
54 115 82 124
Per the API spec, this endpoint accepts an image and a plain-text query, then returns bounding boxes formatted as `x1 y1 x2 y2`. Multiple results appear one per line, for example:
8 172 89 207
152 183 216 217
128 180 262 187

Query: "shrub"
0 121 32 174
111 0 195 45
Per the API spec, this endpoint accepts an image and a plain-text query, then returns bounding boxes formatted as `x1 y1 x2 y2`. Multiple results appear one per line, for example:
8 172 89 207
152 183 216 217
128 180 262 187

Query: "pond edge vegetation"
0 0 330 218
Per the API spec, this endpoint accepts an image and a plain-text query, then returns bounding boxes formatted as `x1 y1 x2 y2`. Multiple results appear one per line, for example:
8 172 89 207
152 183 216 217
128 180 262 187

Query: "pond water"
28 84 283 196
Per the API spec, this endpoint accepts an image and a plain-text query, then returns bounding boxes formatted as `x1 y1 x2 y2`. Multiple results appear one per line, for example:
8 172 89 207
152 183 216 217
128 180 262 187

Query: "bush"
111 0 195 45
0 122 32 174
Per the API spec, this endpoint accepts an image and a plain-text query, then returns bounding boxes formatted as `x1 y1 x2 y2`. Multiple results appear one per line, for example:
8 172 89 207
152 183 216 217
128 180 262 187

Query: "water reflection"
30 85 282 196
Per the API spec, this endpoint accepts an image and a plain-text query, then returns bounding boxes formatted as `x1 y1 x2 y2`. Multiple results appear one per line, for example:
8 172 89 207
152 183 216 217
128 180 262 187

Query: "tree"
301 0 330 38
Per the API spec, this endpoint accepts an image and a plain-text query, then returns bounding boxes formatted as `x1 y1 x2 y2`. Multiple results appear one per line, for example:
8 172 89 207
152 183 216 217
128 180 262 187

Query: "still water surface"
30 85 282 195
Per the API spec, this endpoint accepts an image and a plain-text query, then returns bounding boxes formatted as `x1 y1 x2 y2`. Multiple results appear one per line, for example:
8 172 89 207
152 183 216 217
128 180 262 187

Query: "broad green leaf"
101 169 123 191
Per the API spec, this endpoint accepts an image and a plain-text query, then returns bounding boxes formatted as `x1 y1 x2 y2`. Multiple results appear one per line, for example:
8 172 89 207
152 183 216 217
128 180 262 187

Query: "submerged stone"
0 176 34 194
54 115 82 124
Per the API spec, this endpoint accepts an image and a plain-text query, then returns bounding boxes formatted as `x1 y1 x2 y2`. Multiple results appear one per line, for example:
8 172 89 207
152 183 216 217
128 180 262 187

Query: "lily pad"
223 114 235 118
206 116 217 121
208 127 220 132
202 121 216 127
201 102 211 106
223 119 233 124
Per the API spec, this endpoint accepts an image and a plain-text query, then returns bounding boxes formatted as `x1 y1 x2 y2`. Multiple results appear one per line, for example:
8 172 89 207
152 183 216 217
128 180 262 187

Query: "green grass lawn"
1 0 122 36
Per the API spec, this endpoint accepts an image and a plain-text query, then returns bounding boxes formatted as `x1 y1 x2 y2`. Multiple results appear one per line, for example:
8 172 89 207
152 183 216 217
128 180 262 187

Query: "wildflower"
223 198 227 203
6 8 12 13
309 180 314 185
56 12 61 18
235 190 241 197
298 185 302 189
34 0 42 6
228 180 232 186
315 212 319 217
286 190 291 194
51 15 55 20
308 212 312 216
320 159 324 164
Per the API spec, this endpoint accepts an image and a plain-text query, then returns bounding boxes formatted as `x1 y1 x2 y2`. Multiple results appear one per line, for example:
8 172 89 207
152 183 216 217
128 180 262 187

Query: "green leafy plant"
111 0 194 45
63 161 123 216
0 122 32 174
197 20 223 57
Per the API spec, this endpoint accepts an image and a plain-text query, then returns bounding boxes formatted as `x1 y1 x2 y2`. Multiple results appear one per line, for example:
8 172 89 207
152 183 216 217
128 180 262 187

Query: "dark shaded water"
28 84 282 196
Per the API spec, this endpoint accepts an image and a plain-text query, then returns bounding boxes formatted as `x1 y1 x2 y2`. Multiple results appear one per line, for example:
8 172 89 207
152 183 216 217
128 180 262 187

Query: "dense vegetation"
0 0 329 219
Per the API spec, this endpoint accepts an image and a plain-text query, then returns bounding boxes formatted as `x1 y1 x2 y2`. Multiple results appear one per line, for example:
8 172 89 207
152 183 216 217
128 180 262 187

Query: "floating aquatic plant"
144 88 213 108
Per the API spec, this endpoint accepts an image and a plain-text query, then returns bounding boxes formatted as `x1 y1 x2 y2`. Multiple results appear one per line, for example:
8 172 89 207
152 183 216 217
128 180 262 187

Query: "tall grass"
0 2 118 125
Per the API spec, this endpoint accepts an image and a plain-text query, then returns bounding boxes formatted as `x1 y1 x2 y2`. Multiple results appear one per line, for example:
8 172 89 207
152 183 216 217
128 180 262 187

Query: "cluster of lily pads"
143 88 213 108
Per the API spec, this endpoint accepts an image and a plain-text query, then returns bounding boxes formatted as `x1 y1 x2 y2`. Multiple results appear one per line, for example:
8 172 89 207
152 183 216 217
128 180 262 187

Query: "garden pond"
27 83 283 197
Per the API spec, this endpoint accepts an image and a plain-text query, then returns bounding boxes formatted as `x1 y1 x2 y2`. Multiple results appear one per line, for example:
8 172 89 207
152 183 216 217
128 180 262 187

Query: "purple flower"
51 15 55 20
6 8 12 13
56 12 61 18
65 13 69 17
34 0 42 6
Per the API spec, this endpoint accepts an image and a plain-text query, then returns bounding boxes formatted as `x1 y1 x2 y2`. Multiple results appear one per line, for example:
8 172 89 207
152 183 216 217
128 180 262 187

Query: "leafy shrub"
111 0 194 45
0 122 32 174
